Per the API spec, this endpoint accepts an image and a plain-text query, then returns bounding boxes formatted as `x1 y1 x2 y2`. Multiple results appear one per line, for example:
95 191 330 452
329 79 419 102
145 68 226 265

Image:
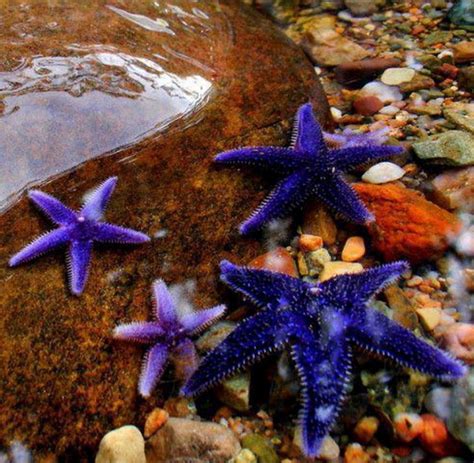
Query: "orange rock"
344 443 370 463
419 414 462 458
342 236 366 262
353 183 461 264
249 247 297 277
393 413 424 443
299 234 323 252
353 416 379 443
353 96 384 116
302 202 337 245
144 408 169 438
441 323 474 364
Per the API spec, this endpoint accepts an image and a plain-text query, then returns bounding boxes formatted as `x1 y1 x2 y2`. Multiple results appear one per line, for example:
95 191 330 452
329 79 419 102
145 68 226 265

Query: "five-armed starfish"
215 103 403 235
182 261 466 458
114 279 225 397
9 177 150 295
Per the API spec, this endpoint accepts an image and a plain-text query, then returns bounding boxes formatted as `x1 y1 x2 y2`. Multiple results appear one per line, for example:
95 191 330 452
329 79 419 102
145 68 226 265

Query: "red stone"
248 247 297 277
353 96 384 116
353 183 461 264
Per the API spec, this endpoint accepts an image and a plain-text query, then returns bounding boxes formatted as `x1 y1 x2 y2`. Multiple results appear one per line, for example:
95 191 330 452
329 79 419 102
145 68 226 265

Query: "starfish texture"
182 261 466 458
114 279 225 397
9 177 150 295
214 103 403 235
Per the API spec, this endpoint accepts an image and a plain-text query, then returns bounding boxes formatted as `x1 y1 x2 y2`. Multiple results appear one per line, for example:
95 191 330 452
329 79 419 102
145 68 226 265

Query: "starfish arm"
332 145 404 172
139 343 169 397
319 261 409 309
152 279 178 328
350 308 467 381
240 169 315 235
93 223 150 244
291 329 352 458
324 127 390 149
220 260 311 311
180 305 226 336
182 310 300 397
292 102 325 155
215 147 308 174
68 240 93 295
28 190 76 225
172 337 199 382
113 322 165 344
313 175 373 224
80 177 118 221
9 228 70 266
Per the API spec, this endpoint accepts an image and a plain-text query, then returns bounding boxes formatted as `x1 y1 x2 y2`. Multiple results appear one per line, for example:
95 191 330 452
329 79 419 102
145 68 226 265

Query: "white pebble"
379 104 401 115
96 426 146 463
360 81 403 103
362 162 405 184
381 67 416 86
330 107 342 120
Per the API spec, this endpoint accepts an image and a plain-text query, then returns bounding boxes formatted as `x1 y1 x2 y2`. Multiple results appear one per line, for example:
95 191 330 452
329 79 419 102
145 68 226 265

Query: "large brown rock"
0 0 329 459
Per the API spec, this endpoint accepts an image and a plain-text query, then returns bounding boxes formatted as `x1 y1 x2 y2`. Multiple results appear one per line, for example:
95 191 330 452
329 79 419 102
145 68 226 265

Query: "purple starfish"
323 126 390 148
114 279 225 397
214 103 402 235
9 177 150 295
182 261 466 458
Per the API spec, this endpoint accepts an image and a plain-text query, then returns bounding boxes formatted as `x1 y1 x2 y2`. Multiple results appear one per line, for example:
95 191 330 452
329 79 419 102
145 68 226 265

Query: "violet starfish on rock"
9 177 150 295
114 279 225 397
214 103 403 235
182 260 466 458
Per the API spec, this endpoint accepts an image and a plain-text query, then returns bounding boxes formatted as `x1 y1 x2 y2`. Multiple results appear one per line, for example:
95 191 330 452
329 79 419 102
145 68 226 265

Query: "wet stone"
0 0 330 458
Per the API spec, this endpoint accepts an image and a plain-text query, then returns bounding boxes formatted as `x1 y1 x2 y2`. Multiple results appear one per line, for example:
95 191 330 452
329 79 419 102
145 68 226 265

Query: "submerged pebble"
362 162 405 184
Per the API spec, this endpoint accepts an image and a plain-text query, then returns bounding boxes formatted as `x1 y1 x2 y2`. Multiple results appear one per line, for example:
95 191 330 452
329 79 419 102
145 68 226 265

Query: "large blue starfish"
182 261 466 458
9 177 150 295
215 103 403 235
114 279 225 397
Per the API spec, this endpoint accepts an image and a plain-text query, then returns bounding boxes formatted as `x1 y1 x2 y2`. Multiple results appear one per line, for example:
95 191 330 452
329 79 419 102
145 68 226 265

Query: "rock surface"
354 183 461 263
146 417 241 462
334 58 401 86
413 131 474 166
95 426 146 463
0 0 329 458
430 167 474 212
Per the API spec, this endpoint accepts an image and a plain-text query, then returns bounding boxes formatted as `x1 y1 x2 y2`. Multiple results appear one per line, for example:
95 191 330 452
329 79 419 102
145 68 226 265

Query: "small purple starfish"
215 103 402 235
182 261 466 458
114 279 225 397
9 177 150 295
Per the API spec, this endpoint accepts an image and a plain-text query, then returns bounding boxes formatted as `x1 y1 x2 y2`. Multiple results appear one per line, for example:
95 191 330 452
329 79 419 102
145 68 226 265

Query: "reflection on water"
0 0 224 212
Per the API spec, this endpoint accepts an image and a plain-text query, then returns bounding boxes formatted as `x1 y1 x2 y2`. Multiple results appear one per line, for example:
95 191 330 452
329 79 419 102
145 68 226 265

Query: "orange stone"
299 234 323 252
144 408 169 438
419 414 462 458
441 323 474 364
344 443 370 463
353 416 379 443
353 183 461 264
394 412 424 443
341 236 366 262
302 202 337 245
248 247 297 277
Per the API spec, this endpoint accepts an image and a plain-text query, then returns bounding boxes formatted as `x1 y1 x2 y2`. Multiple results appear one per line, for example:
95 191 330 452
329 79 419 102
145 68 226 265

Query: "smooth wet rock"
302 202 337 245
359 81 403 103
334 58 401 86
353 96 384 116
0 0 329 458
458 66 474 92
430 167 474 212
241 434 278 463
354 183 461 263
95 426 146 463
362 162 405 184
146 417 241 462
381 67 416 86
216 372 251 412
319 261 363 281
248 247 297 277
443 104 474 134
413 131 474 166
453 41 474 63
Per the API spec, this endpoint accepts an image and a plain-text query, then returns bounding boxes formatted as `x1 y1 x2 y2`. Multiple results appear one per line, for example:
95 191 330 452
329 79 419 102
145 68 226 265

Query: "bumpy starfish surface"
9 177 150 295
114 279 225 397
183 261 466 458
215 103 402 235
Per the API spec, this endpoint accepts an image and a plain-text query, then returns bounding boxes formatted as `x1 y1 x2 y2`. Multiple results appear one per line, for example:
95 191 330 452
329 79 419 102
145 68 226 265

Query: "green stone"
413 130 474 166
216 372 251 412
443 106 474 134
423 31 453 46
241 434 279 463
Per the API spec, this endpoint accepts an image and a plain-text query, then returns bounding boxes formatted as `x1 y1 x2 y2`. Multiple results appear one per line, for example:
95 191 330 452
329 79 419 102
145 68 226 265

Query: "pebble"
344 443 370 463
241 434 278 463
399 73 435 92
233 448 257 463
443 104 474 134
299 234 323 252
341 236 365 262
146 418 241 462
379 104 400 115
344 0 377 17
293 430 339 460
319 261 363 281
362 162 405 184
302 202 337 245
424 387 452 421
413 131 474 166
381 67 416 86
334 58 401 86
360 81 403 103
95 426 146 463
441 323 474 364
353 95 384 115
144 408 169 438
384 285 418 329
452 41 474 63
216 372 251 412
307 248 332 273
419 414 460 458
353 416 379 443
416 307 442 331
431 167 474 212
393 412 424 443
458 66 474 92
249 247 297 277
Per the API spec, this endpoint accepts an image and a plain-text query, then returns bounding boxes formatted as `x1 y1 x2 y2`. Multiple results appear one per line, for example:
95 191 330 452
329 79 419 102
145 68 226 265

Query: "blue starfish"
114 279 225 397
214 103 403 235
182 261 466 458
9 177 150 295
